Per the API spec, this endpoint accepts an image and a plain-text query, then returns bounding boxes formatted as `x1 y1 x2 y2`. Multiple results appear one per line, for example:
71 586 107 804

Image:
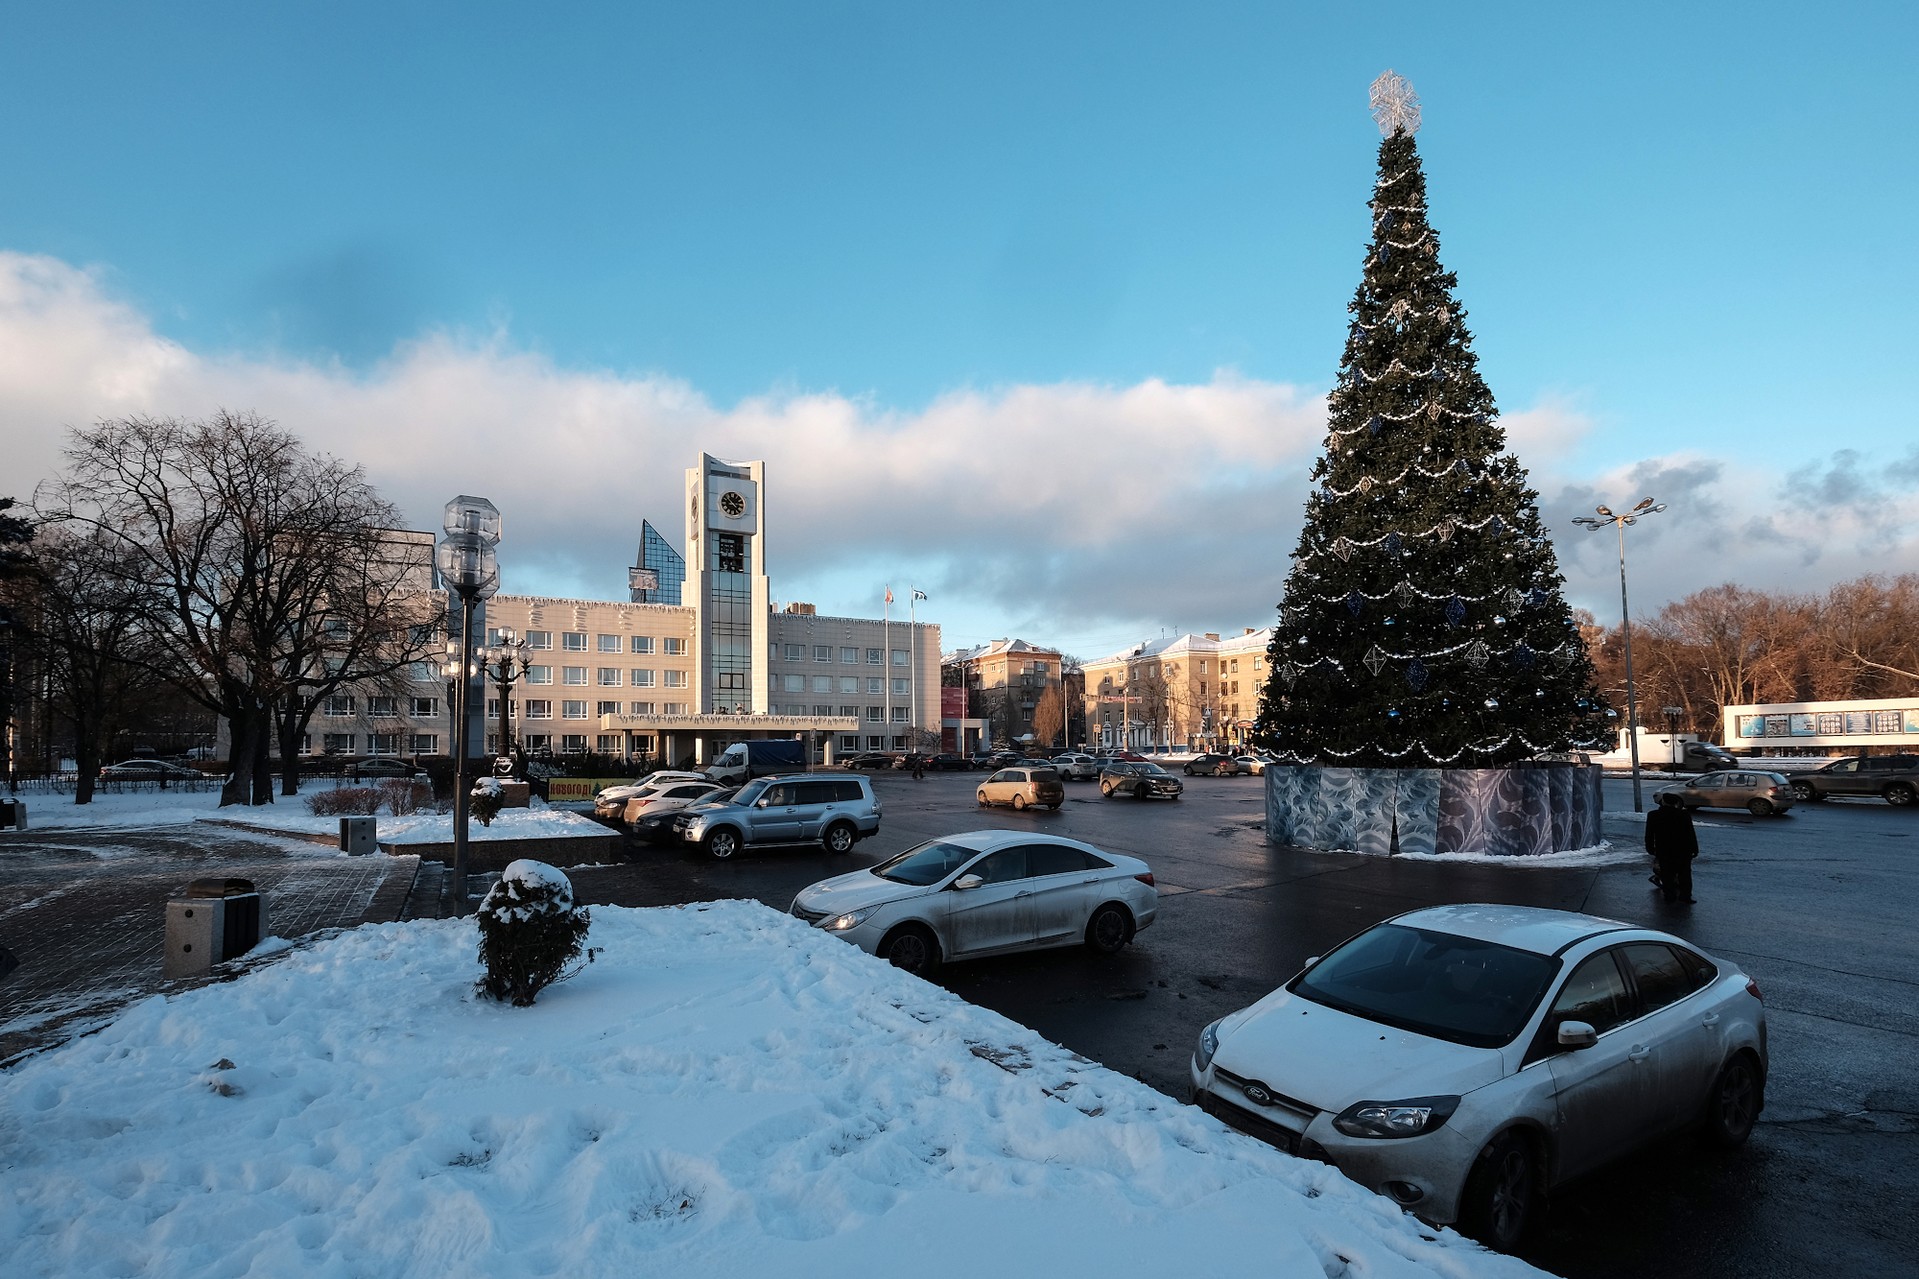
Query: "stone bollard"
164 878 268 979
339 815 378 855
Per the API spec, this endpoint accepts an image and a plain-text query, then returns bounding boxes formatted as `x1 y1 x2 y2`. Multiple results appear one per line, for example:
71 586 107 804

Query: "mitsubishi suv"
1786 754 1919 806
675 773 881 859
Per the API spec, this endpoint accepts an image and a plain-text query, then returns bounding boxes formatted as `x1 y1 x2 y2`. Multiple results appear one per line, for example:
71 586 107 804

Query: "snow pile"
0 901 1542 1279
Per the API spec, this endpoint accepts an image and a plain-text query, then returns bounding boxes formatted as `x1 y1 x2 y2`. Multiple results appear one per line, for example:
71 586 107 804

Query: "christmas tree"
1253 73 1611 767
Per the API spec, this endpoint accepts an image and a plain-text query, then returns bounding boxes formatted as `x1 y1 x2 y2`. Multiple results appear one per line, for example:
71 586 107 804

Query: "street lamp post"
1573 497 1667 812
438 496 502 914
480 627 532 763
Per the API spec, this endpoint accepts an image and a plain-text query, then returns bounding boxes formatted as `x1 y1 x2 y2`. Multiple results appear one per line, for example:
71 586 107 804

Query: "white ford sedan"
790 830 1157 976
1190 905 1766 1252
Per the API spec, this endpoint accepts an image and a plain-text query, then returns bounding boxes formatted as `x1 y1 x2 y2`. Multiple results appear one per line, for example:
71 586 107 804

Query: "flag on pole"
912 589 928 602
885 586 893 604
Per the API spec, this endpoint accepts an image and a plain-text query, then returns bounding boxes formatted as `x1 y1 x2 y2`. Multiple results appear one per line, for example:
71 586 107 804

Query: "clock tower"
683 453 770 715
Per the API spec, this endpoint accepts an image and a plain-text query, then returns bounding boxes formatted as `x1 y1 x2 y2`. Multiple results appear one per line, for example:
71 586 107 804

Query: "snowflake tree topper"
1369 70 1421 137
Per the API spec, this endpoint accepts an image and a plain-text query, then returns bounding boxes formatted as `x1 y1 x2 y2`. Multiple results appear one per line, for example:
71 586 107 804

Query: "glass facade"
631 520 687 605
707 531 754 712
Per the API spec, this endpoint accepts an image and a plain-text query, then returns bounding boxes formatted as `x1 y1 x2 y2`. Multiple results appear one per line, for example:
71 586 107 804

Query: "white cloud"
4 249 1917 657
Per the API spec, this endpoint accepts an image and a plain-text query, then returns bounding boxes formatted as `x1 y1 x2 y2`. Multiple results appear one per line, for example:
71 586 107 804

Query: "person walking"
911 753 925 781
1644 792 1699 904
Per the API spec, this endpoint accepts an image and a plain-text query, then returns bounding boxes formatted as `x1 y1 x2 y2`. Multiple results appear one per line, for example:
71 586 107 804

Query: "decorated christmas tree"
1253 72 1611 767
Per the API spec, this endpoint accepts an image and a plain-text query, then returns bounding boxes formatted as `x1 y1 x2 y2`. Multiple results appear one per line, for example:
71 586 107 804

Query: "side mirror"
756 797 773 808
1556 1020 1598 1051
1302 955 1321 970
952 874 984 891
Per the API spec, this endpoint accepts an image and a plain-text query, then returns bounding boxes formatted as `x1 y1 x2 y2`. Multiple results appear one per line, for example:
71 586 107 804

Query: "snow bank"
0 901 1543 1279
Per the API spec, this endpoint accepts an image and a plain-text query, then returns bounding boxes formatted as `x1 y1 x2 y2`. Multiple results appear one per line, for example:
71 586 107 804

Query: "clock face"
719 490 746 519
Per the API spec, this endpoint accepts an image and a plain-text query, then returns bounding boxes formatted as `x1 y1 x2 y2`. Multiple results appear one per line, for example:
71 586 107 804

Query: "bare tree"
0 496 34 789
38 412 427 807
1032 682 1065 748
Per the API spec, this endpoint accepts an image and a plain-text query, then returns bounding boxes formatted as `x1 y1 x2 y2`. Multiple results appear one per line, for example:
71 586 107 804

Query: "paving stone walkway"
0 823 426 1066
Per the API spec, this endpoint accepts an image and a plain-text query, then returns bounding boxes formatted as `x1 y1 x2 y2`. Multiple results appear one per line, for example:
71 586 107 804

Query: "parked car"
1190 904 1767 1252
893 752 934 772
1183 753 1243 777
1235 755 1267 776
621 779 723 825
1654 771 1795 817
1785 754 1919 806
975 766 1065 811
676 773 882 860
593 770 708 819
1099 760 1184 800
98 759 203 781
965 752 997 770
345 758 422 780
844 752 897 770
928 753 971 771
1050 752 1099 781
628 786 739 844
789 830 1158 976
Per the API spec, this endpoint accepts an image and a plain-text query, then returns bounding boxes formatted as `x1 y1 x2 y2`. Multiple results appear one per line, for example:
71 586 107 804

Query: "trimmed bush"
470 775 504 827
306 786 382 816
475 860 592 1007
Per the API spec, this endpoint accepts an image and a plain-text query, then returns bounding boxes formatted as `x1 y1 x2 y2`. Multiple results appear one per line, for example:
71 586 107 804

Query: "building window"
367 696 397 718
811 675 832 693
562 700 587 719
407 733 438 754
525 630 552 650
632 669 655 687
597 668 622 686
561 734 588 754
839 676 858 693
715 532 745 574
598 634 622 653
862 648 882 665
838 705 858 717
597 734 622 753
892 649 909 666
526 665 552 685
814 645 832 662
663 670 688 688
324 695 354 717
813 704 832 716
840 647 859 664
840 735 861 752
630 701 655 715
782 674 803 692
891 707 909 723
631 734 655 753
596 701 621 717
523 733 551 751
867 677 883 695
892 678 908 696
867 735 885 750
323 733 354 754
525 700 553 719
663 702 688 715
662 637 686 656
563 666 588 685
563 632 588 651
486 698 512 719
631 635 654 654
410 696 439 717
715 671 746 689
368 733 399 755
890 736 905 750
785 643 806 660
867 706 884 722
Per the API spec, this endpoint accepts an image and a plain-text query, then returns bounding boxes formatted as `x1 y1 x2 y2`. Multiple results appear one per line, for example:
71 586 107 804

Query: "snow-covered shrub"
469 775 504 827
307 786 381 816
475 860 592 1007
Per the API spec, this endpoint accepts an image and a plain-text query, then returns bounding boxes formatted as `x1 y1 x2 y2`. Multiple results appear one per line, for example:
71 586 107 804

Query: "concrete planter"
1264 763 1603 856
379 833 623 871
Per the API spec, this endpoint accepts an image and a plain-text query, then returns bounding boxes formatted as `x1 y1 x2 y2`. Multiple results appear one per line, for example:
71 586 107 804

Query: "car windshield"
732 779 770 805
872 840 985 886
1137 763 1172 776
1289 923 1561 1049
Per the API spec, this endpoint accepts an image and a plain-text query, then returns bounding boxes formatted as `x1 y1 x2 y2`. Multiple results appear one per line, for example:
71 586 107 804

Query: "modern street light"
438 496 502 914
480 627 533 762
1573 496 1667 812
1662 705 1685 769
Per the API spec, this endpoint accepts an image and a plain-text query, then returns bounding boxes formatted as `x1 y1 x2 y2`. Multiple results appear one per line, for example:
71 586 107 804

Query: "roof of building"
941 637 1061 665
1085 627 1275 666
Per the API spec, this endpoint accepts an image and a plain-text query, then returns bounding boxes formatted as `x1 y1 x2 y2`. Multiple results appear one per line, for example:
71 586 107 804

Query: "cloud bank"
4 250 1916 656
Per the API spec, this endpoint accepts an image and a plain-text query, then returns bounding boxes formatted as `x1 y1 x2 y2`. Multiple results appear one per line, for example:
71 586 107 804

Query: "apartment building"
943 638 1065 749
1081 627 1275 752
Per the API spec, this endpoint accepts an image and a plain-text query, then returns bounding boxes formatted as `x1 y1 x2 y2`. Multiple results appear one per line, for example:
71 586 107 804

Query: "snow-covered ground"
1 899 1544 1279
13 790 605 843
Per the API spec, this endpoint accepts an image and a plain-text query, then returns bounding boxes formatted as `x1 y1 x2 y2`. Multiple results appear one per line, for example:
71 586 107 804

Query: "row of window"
490 630 688 656
319 733 439 755
324 696 441 718
517 667 688 688
778 644 911 666
767 704 909 722
776 674 909 695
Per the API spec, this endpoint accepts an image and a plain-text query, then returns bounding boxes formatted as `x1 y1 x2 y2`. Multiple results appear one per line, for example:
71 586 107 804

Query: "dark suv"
1786 755 1919 806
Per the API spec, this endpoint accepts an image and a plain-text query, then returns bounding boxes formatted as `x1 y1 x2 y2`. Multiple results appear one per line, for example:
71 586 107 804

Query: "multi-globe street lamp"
437 496 502 914
480 627 533 761
1573 496 1667 812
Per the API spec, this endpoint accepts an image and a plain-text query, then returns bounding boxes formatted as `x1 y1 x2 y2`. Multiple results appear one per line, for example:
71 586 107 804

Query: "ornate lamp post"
1573 497 1667 812
481 627 533 761
437 496 502 913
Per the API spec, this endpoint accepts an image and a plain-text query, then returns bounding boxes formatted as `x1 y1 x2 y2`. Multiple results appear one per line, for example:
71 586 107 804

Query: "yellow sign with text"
545 777 631 801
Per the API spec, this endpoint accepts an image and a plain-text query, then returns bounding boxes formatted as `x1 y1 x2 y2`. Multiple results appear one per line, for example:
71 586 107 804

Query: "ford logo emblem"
1241 1082 1274 1107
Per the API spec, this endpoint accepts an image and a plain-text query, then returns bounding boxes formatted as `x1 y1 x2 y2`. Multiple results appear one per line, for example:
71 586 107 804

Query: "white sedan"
592 770 708 819
1190 905 1766 1252
790 830 1158 976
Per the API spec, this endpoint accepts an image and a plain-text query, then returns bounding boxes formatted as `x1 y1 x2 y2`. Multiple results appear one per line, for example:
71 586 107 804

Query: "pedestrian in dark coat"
1645 792 1699 904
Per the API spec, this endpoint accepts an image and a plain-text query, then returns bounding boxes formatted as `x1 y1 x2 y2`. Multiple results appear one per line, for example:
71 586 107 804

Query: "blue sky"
3 3 1915 658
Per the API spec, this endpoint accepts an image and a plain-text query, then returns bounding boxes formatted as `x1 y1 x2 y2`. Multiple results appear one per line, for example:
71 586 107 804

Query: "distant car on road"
98 759 203 782
1049 752 1099 781
345 758 422 780
1184 753 1242 777
789 829 1158 976
975 766 1065 811
1784 754 1919 806
1654 771 1795 817
928 753 971 771
1235 755 1267 776
844 752 897 770
1099 761 1184 800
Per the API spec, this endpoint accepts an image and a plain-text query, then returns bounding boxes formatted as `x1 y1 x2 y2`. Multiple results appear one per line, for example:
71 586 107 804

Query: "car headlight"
1332 1096 1460 1139
1195 1019 1223 1072
822 906 879 932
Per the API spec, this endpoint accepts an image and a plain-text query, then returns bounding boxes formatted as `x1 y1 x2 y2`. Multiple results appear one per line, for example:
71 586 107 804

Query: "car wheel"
1134 782 1147 800
1460 1130 1539 1253
822 822 856 855
879 923 940 977
1790 780 1818 801
1747 798 1773 817
976 791 989 806
1012 794 1028 811
1886 782 1915 807
1084 903 1132 954
1701 1052 1763 1147
704 828 739 861
1183 765 1196 776
1100 783 1113 797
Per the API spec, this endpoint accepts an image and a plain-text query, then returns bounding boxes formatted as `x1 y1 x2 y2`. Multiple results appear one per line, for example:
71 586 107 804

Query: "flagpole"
883 586 891 752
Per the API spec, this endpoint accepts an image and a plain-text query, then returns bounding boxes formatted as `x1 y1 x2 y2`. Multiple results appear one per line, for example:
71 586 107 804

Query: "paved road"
569 769 1919 1279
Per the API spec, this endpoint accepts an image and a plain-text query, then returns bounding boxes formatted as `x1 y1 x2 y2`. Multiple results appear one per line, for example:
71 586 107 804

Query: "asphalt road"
569 768 1919 1279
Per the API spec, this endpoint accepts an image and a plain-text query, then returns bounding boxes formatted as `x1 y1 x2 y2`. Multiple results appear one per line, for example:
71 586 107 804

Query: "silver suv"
676 773 882 860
